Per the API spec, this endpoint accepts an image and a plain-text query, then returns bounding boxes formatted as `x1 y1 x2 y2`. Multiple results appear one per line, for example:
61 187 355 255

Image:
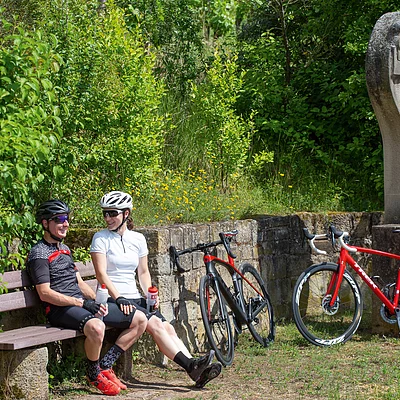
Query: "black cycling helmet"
35 199 70 224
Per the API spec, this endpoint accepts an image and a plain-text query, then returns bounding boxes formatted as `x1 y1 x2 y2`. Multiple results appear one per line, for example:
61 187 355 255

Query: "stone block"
0 347 49 400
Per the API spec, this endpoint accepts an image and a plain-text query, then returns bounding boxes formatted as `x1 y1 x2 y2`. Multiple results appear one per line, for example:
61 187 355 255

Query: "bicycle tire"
199 274 234 366
292 262 363 346
239 263 275 346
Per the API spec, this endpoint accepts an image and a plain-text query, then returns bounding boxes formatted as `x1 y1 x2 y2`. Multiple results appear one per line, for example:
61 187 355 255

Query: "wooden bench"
0 262 133 400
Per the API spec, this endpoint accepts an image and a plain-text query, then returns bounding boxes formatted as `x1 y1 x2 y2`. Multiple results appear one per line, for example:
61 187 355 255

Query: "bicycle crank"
380 304 397 324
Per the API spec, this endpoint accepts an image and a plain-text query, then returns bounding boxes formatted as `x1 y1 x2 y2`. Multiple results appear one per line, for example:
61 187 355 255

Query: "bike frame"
329 245 400 315
203 248 265 326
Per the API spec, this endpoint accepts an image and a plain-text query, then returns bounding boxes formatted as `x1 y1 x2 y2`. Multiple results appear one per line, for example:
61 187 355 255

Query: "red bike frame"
329 245 400 315
203 253 264 298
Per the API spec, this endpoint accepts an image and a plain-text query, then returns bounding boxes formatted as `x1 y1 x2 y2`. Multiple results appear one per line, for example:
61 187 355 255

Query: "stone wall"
67 211 383 353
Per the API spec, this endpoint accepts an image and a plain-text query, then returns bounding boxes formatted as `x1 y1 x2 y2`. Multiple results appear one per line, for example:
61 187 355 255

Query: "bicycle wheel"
199 274 234 366
239 263 275 346
292 262 363 346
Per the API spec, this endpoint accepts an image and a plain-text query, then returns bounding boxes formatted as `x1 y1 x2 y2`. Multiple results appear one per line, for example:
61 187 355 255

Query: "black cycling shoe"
188 350 215 382
195 362 222 388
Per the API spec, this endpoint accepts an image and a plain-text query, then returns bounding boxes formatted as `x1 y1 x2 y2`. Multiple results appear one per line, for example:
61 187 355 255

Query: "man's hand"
116 296 135 315
82 299 101 315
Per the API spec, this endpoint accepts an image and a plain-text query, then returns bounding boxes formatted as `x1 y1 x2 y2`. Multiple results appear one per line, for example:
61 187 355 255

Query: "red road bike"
170 230 275 365
292 225 400 346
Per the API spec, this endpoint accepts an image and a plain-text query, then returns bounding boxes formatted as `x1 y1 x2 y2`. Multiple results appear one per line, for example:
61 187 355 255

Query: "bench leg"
0 347 49 399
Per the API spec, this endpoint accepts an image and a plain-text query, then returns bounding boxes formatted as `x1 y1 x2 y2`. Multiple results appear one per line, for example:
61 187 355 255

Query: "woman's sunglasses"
102 210 123 218
50 214 69 224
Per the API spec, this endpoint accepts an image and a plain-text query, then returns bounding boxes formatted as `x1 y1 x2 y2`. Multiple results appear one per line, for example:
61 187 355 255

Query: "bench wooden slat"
0 325 84 350
0 261 103 351
0 290 40 312
0 324 114 350
75 261 96 278
0 279 98 313
0 262 95 292
0 270 32 290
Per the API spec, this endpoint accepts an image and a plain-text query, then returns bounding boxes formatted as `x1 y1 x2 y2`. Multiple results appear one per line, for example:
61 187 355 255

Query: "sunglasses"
102 210 123 218
50 214 69 224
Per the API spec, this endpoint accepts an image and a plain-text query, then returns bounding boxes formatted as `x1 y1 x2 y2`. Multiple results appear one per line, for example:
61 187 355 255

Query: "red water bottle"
147 286 158 313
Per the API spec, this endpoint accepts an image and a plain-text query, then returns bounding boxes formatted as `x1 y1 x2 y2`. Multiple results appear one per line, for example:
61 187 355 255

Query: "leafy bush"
0 17 62 270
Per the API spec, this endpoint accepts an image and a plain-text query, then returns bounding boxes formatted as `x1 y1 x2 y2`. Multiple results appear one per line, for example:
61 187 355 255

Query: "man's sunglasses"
50 214 69 224
102 210 123 218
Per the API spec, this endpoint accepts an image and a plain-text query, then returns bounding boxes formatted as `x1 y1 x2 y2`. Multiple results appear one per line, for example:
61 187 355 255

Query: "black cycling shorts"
47 305 95 333
47 302 136 333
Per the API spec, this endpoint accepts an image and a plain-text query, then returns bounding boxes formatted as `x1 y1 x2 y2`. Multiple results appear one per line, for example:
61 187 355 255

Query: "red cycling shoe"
88 372 121 396
101 368 128 390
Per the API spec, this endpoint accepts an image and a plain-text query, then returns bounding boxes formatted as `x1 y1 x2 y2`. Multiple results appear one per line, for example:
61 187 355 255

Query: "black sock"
87 359 101 381
99 344 125 370
173 351 194 372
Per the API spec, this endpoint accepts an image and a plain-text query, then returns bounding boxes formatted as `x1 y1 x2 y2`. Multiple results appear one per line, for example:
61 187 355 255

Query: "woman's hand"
96 303 108 318
116 296 136 315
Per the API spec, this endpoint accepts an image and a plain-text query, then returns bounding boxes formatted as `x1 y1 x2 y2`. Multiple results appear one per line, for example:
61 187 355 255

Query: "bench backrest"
0 261 96 313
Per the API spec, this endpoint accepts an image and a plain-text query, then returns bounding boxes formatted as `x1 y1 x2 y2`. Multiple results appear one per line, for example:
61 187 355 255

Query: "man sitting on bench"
27 199 147 396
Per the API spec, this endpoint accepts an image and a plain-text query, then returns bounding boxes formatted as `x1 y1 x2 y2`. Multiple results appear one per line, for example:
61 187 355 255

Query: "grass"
233 322 400 399
69 167 363 230
49 321 400 399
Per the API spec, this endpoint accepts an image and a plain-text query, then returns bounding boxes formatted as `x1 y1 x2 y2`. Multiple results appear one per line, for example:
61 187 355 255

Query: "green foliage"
48 352 86 388
117 0 204 93
1 0 397 276
39 0 166 224
71 247 91 263
132 170 242 225
166 49 257 189
0 16 62 271
235 0 394 209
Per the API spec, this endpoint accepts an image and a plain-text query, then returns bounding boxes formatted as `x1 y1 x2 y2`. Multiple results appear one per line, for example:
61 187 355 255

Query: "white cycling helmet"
100 191 133 210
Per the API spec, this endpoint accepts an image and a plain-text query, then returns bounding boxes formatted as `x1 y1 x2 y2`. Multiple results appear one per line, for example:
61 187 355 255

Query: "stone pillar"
371 224 400 335
0 347 49 399
366 12 400 223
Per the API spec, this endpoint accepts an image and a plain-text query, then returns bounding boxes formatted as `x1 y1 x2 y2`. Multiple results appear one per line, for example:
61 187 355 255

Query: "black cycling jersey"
27 238 135 332
27 239 83 313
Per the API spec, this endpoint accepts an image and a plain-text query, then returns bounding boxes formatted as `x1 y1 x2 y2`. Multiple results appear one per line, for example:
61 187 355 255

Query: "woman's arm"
91 251 135 315
137 255 151 294
90 252 121 300
137 255 159 309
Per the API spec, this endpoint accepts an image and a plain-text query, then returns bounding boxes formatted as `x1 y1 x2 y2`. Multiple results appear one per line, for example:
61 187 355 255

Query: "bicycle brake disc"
321 295 340 315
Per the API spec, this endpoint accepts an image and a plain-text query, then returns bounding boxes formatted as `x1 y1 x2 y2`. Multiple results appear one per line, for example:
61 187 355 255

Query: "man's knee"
84 318 106 343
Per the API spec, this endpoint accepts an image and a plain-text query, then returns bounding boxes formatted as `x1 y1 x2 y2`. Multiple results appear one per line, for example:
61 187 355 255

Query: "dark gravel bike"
170 230 275 366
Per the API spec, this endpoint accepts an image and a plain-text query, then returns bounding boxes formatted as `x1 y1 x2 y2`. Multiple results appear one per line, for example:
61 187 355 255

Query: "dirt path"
51 355 303 400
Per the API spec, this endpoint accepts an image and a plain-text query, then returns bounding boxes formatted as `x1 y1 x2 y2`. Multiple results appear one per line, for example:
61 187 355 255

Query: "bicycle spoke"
292 263 362 346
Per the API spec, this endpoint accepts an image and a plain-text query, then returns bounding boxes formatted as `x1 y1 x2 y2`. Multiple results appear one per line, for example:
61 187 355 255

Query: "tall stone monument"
366 12 400 223
366 13 400 335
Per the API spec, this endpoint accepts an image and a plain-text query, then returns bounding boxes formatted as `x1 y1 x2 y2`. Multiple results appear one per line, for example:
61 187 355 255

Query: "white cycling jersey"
90 229 148 299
